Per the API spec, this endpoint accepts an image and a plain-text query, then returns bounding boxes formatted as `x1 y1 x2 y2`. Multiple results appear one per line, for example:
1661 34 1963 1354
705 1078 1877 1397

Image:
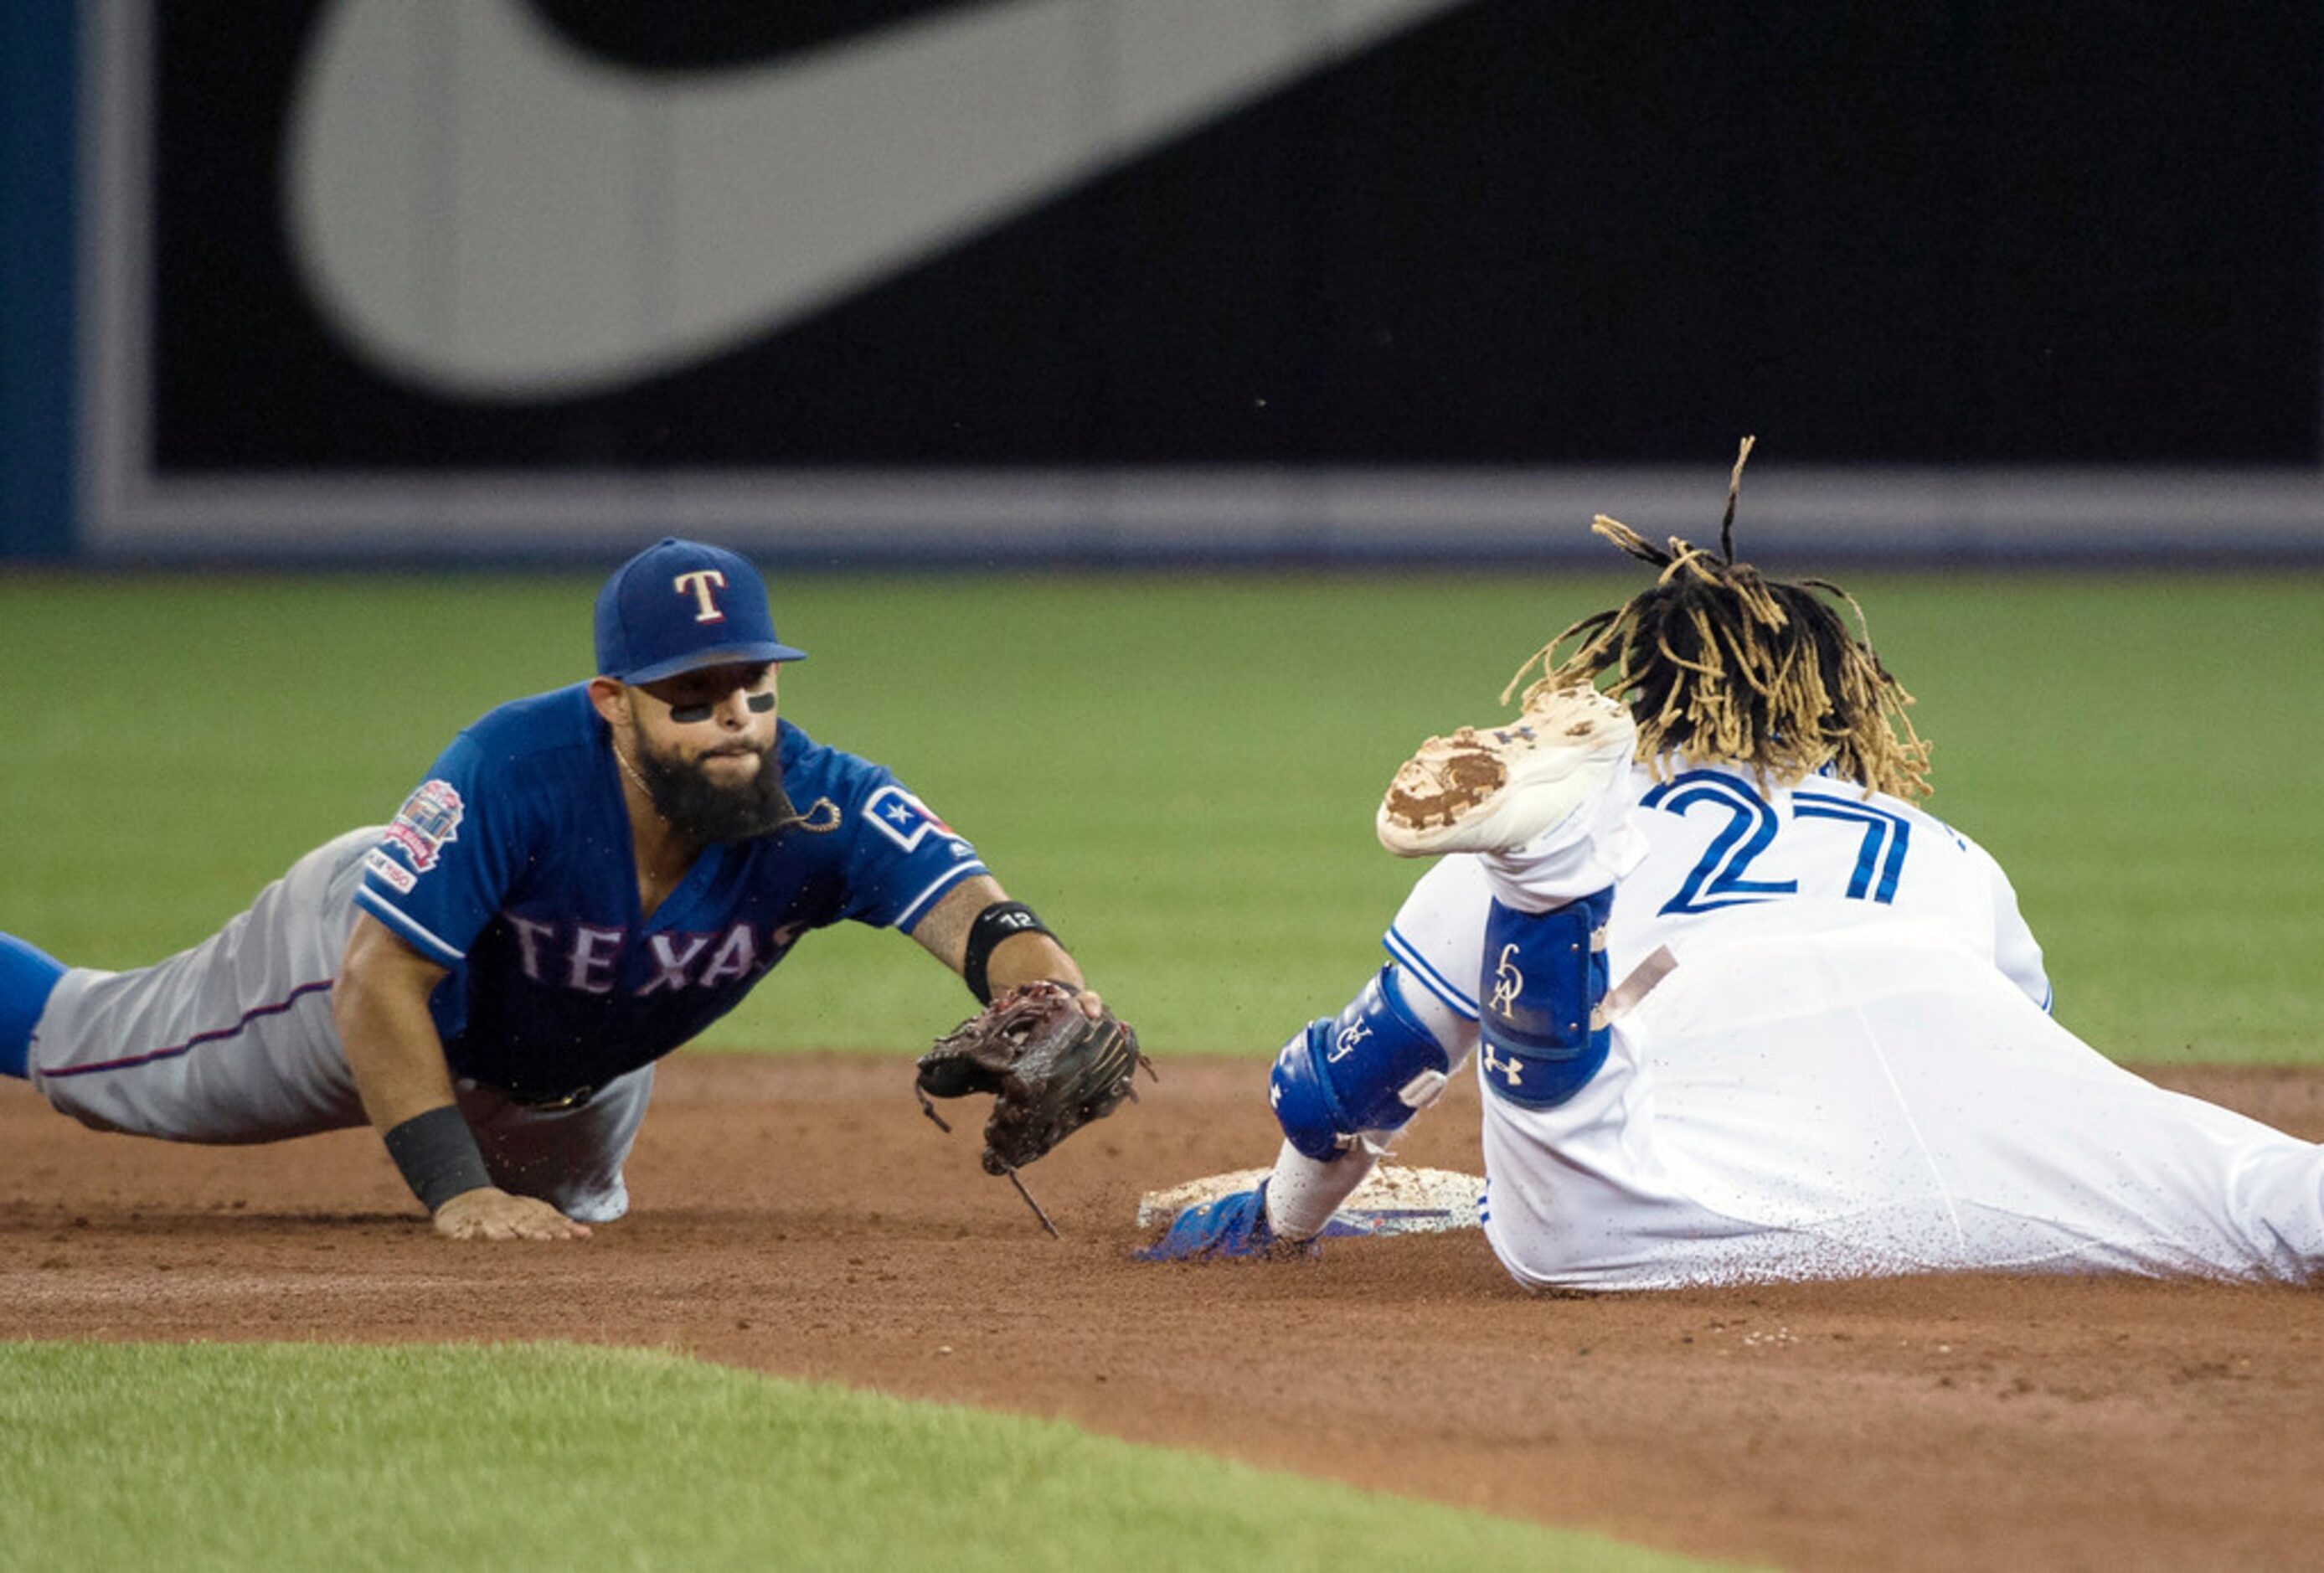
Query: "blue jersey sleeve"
795 740 987 933
353 731 537 967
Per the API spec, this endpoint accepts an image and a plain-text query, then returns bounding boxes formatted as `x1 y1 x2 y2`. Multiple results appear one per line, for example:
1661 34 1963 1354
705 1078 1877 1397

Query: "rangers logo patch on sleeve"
383 779 465 872
863 784 967 856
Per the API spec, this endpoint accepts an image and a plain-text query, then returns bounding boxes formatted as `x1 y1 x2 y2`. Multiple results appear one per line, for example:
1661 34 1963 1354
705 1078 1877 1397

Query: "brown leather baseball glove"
915 982 1151 1173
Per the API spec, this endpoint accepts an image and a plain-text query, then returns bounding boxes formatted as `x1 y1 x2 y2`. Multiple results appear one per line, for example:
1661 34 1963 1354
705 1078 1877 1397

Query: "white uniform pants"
1477 923 2324 1289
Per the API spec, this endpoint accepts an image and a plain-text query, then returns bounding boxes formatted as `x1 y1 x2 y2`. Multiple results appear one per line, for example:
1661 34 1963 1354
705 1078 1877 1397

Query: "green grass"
0 569 2311 1573
0 569 2317 1061
0 1341 1728 1572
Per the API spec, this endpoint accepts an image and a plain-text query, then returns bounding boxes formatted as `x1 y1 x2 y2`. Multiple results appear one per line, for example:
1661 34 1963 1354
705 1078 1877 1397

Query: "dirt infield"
8 1056 2324 1570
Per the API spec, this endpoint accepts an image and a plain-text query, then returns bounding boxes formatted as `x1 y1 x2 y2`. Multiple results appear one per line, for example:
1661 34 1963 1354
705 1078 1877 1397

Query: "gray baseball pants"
25 828 647 1222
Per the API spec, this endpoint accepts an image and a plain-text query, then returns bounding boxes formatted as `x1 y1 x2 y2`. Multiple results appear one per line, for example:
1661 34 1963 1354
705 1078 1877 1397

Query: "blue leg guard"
1270 964 1453 1162
0 931 68 1079
1475 888 1615 1110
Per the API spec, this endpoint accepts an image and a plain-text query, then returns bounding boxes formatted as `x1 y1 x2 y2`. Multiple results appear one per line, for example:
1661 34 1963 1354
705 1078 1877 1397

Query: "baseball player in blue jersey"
1145 449 2324 1287
0 539 1115 1241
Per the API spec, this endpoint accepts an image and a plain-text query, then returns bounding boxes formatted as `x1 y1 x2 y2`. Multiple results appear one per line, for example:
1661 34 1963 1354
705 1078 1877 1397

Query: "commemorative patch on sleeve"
383 779 464 873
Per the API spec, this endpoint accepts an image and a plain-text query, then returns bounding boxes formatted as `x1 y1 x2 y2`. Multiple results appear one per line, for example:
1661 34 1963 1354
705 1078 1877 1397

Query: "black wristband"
963 900 1054 1005
381 1105 494 1214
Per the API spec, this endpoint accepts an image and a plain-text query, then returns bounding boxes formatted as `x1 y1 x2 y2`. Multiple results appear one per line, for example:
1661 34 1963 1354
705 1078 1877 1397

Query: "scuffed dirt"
7 1058 2324 1571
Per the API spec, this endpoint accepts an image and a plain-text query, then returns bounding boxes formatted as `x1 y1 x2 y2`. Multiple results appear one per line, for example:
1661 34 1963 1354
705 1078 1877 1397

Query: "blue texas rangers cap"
594 537 808 683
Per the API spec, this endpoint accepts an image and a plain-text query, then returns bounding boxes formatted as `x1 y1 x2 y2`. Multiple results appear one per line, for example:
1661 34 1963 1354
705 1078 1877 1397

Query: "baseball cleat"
1376 684 1636 857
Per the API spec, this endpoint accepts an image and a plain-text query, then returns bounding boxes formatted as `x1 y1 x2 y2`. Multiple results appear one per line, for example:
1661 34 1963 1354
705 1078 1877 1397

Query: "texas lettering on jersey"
502 917 811 997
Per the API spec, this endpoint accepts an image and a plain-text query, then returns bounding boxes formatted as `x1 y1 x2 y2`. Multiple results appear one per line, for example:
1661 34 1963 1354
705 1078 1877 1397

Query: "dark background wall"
9 2 2322 559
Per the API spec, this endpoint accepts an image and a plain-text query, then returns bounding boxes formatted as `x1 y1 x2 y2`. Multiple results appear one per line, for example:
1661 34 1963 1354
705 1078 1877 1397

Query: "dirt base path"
8 1058 2324 1570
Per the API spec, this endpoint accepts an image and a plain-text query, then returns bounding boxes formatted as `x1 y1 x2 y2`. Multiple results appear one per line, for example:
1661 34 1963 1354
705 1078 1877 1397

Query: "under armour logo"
673 569 729 622
1329 1019 1371 1063
1481 1044 1524 1087
1487 943 1524 1016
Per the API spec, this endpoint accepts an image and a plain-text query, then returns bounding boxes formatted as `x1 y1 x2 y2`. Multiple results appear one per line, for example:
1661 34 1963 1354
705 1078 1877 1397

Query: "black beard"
627 731 798 843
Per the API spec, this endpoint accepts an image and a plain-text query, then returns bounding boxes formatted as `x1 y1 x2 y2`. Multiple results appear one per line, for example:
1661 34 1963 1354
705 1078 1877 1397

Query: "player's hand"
431 1185 592 1241
1136 1184 1315 1262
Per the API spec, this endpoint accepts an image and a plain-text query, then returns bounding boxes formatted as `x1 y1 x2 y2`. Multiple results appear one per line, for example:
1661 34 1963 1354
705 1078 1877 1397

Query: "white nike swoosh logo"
286 0 1476 400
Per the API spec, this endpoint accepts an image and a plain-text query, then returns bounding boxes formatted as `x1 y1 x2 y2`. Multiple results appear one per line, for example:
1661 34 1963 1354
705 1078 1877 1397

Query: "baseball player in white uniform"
1144 451 2324 1287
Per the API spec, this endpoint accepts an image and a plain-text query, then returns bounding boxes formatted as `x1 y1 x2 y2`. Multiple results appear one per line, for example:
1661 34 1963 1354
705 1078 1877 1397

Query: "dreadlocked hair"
1502 436 1933 800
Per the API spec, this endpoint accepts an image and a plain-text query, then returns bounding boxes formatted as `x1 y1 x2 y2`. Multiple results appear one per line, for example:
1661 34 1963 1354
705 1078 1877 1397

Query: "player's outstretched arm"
333 915 589 1241
911 874 1103 1018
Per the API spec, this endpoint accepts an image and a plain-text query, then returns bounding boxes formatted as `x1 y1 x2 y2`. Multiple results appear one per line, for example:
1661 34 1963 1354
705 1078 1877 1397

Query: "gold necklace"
612 743 656 802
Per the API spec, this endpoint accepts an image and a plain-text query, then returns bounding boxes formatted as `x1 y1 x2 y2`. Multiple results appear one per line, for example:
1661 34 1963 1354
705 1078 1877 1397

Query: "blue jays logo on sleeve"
383 779 465 874
863 785 970 856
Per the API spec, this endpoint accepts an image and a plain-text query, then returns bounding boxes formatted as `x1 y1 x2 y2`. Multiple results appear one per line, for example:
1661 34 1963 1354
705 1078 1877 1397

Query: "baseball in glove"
915 982 1152 1189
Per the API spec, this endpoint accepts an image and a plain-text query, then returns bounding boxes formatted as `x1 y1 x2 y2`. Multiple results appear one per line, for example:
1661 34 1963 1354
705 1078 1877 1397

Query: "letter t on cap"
673 569 729 622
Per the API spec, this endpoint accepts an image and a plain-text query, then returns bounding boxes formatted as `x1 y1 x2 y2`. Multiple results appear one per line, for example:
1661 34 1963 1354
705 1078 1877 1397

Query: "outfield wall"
7 3 2323 565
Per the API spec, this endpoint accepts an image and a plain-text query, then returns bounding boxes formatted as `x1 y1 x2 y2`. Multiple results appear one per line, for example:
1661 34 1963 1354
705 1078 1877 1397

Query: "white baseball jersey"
1378 761 2324 1289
